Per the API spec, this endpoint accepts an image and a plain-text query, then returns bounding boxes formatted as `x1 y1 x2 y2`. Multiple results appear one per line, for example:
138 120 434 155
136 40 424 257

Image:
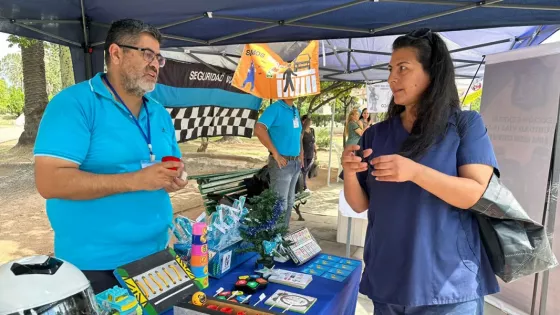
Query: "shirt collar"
89 72 155 119
278 100 297 113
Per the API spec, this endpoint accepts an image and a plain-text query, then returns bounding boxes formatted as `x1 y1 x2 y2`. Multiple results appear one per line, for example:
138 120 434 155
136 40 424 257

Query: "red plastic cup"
162 156 181 170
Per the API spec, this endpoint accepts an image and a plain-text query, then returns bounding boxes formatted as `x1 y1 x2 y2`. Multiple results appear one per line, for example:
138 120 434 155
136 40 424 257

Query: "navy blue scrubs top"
355 110 499 306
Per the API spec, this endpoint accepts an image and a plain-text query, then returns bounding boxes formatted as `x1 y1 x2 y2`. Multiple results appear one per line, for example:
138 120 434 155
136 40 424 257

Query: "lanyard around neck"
103 75 154 162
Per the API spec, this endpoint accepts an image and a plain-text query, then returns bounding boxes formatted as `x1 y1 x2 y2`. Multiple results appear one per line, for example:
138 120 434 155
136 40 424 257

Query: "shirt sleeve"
257 103 278 129
457 110 499 174
34 89 91 165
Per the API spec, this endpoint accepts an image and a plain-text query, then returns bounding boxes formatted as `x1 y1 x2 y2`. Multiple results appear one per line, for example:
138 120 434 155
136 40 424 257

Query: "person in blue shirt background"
254 98 303 226
341 28 499 314
33 19 186 293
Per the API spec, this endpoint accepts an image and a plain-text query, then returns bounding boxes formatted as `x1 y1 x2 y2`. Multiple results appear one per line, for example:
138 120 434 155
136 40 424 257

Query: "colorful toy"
234 275 268 294
95 286 143 315
114 249 198 315
191 222 210 289
192 291 207 306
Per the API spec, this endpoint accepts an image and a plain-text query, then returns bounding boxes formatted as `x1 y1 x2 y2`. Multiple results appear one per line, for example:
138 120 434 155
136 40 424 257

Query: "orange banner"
232 41 320 99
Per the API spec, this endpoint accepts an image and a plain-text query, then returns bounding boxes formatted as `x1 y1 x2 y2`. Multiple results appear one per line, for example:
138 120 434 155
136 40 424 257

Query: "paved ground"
292 182 506 315
0 126 23 143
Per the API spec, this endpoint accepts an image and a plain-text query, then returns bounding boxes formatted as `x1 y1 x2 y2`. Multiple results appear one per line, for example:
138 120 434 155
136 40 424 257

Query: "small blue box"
328 268 351 277
321 272 346 282
333 263 357 271
340 259 361 266
316 259 337 267
208 240 256 279
308 263 330 271
319 254 342 262
302 267 326 276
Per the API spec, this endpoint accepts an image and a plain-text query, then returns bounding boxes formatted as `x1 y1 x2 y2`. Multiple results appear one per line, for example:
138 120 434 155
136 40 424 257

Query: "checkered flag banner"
149 59 262 142
167 106 258 142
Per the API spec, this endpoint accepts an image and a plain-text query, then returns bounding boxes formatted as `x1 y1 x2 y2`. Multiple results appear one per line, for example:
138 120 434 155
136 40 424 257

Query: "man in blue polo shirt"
33 19 186 293
254 98 303 226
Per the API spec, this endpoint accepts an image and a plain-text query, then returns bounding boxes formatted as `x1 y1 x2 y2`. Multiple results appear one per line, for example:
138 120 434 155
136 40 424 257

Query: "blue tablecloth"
169 255 362 315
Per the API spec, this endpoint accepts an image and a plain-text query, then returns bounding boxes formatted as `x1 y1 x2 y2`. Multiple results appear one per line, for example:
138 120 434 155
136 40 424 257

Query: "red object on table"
237 312 248 315
219 307 233 314
162 156 180 170
207 305 219 310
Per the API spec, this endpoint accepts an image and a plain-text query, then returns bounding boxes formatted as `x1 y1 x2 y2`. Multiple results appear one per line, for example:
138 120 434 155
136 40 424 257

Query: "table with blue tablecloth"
169 254 362 315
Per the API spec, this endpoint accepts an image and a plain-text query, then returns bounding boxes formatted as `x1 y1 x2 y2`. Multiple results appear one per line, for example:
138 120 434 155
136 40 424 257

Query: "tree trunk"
197 137 209 152
17 40 48 147
59 45 75 89
217 136 242 143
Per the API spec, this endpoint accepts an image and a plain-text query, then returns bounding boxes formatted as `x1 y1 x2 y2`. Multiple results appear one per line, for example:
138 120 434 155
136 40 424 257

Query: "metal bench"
188 168 311 220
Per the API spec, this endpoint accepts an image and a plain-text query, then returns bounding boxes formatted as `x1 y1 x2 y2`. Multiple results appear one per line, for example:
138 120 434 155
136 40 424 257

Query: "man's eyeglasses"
117 44 166 68
406 28 433 45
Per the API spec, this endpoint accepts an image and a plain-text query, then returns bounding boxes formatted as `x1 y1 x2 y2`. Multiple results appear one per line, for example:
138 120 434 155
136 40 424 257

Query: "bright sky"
0 32 20 59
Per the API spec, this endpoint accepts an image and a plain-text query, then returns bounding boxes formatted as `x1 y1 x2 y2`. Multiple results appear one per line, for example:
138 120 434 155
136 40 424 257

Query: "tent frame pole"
528 25 545 47
80 0 92 79
460 56 484 108
535 96 560 315
10 21 81 47
346 38 352 73
208 0 371 44
158 15 206 30
15 19 80 24
185 50 222 73
378 0 560 11
327 104 336 187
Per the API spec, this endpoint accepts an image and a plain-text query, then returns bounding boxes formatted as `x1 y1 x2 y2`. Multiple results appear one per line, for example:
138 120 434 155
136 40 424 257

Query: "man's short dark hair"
104 19 162 65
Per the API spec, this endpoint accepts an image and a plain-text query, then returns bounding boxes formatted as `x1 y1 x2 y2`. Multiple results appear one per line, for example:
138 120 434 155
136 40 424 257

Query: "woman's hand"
341 145 372 176
370 154 423 182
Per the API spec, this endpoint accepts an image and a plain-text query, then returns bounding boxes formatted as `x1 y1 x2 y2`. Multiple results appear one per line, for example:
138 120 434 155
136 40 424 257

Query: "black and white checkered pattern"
166 106 258 142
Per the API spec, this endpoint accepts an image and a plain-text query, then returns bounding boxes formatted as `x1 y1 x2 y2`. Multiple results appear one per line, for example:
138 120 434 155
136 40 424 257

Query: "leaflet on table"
265 289 317 314
301 255 361 282
267 269 313 289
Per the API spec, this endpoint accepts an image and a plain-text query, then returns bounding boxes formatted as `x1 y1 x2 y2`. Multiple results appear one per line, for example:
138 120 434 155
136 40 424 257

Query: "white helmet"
0 255 99 315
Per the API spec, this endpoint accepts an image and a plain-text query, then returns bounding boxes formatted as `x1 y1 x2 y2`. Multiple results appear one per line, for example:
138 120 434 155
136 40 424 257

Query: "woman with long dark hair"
341 29 498 314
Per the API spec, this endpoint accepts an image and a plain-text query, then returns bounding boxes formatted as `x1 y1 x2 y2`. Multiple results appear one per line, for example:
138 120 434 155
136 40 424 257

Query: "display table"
166 255 362 315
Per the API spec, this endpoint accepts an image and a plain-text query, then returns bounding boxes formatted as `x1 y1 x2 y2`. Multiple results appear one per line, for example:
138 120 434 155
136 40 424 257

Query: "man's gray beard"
121 72 155 97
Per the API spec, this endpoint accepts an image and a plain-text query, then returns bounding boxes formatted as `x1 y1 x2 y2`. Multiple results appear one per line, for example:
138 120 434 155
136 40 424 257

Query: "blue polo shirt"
354 111 499 306
34 72 181 270
257 100 301 157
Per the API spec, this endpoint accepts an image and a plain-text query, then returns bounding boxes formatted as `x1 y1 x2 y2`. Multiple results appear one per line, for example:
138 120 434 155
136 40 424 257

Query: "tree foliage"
59 45 75 88
469 96 481 112
0 79 25 115
298 81 363 115
238 189 292 265
44 42 63 98
0 37 73 129
0 53 23 89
